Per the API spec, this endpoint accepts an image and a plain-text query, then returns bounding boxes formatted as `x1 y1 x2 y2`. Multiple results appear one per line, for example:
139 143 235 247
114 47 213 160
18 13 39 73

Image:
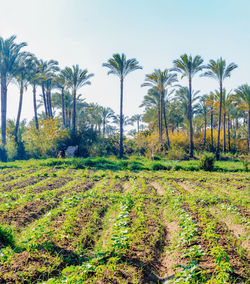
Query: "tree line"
0 35 249 161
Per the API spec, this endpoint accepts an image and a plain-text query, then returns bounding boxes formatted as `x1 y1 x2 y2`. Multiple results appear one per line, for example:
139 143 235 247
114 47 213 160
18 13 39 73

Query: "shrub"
152 162 171 171
23 118 68 158
0 224 15 247
5 137 18 161
72 158 86 169
128 161 146 171
167 146 187 160
173 164 182 171
152 155 161 161
118 160 129 168
200 153 215 171
242 160 249 172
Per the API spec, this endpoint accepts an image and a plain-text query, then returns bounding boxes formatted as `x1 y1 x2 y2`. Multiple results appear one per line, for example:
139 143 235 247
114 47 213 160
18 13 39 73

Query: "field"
0 159 249 283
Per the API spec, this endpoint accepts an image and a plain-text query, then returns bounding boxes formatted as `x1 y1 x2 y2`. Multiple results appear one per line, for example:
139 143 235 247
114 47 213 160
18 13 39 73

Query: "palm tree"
0 35 27 157
51 91 85 128
141 69 177 148
103 53 142 158
55 70 67 127
175 87 200 120
173 54 205 158
130 114 142 133
38 59 59 117
27 56 40 130
113 114 132 129
202 58 237 158
197 95 209 150
234 84 250 152
100 107 115 137
62 65 94 135
140 87 160 128
13 54 31 141
205 92 216 152
207 89 234 152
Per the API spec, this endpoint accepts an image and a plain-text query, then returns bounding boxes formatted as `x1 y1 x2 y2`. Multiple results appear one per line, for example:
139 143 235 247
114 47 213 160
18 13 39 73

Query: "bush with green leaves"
152 162 171 171
200 153 215 171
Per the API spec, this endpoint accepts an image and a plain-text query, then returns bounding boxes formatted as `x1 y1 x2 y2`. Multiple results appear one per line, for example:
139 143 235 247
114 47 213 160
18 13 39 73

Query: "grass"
0 156 248 172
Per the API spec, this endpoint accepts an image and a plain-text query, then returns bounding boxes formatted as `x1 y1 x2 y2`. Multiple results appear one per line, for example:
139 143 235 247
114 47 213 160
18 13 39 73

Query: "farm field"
0 164 249 283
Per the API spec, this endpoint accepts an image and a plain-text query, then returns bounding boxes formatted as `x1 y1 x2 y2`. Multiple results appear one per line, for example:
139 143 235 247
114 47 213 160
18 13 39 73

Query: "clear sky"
1 0 249 122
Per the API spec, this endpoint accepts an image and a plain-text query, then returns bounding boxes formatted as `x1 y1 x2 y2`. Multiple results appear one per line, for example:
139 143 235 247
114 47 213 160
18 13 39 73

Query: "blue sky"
1 0 249 121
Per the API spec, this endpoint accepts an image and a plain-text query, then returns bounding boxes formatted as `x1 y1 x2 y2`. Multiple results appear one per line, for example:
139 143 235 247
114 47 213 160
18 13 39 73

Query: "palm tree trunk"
42 83 48 116
216 82 223 159
159 92 163 146
248 109 250 153
33 85 39 130
223 112 226 152
157 109 161 143
188 78 194 158
228 115 231 152
61 88 66 127
211 112 214 152
163 98 170 148
48 90 53 118
103 119 106 137
14 83 24 142
72 89 76 135
137 120 139 133
203 115 207 151
1 73 7 153
46 91 50 117
119 78 124 158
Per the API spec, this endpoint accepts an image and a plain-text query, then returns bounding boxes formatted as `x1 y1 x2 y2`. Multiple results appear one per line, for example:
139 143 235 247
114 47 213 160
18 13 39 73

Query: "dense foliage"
0 35 249 162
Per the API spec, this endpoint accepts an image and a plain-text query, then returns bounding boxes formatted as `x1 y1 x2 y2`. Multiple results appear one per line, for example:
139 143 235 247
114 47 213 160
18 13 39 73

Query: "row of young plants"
171 178 249 282
157 170 248 214
177 175 249 224
41 174 165 283
41 178 138 283
0 170 112 282
156 179 208 283
0 168 248 283
0 170 150 282
0 169 84 227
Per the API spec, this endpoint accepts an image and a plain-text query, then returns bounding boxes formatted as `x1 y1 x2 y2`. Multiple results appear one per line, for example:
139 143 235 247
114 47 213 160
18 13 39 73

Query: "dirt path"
151 182 165 195
209 207 250 250
177 181 194 193
151 182 185 282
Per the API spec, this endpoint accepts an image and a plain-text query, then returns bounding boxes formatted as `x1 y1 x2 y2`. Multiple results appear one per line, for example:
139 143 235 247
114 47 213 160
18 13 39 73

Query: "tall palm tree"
113 114 132 129
27 56 40 130
205 92 216 152
51 91 85 128
62 65 94 135
207 89 233 152
103 53 142 158
141 69 177 148
175 87 200 120
0 35 27 157
130 114 142 133
140 87 160 133
101 107 115 137
55 70 67 127
173 54 205 158
197 95 209 150
13 54 31 141
202 58 237 158
234 84 250 152
38 59 59 117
